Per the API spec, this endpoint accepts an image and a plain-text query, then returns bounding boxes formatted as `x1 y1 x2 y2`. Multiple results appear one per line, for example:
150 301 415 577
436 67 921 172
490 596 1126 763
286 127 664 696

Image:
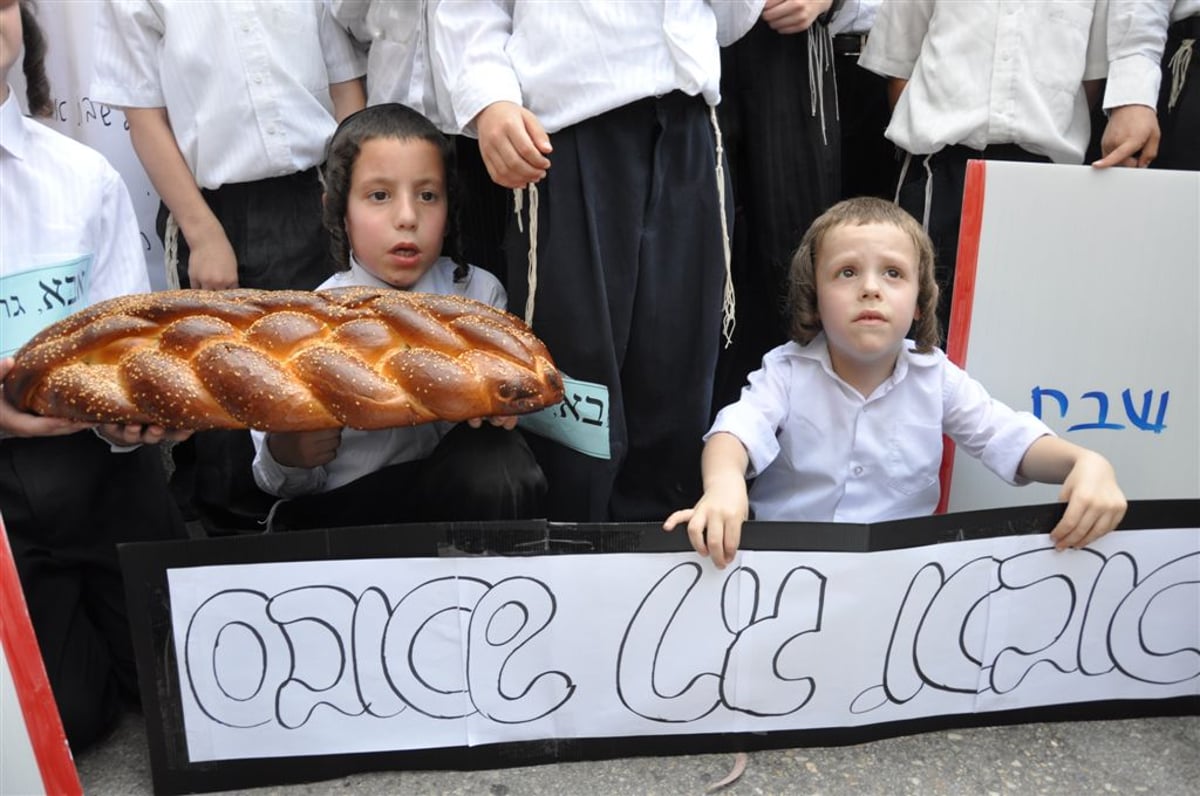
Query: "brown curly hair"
787 197 941 352
19 0 53 118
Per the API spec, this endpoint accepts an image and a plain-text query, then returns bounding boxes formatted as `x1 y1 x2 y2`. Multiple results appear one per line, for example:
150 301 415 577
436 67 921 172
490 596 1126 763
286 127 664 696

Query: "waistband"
925 143 1051 165
1169 14 1200 40
833 33 868 57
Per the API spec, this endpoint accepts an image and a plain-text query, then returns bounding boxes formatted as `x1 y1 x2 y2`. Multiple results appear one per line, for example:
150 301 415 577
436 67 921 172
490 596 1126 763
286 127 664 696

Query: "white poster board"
946 161 1199 513
11 0 165 289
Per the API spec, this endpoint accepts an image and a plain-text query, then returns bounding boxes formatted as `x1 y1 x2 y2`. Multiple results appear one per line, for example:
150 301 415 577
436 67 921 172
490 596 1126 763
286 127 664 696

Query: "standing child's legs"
506 93 727 522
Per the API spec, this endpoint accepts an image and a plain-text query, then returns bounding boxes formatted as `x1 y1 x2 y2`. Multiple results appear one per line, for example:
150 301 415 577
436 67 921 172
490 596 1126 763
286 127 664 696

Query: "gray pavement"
75 708 1198 795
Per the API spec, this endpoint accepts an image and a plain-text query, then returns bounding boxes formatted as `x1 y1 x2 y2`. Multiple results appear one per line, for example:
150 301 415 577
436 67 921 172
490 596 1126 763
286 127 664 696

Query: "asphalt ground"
74 708 1198 795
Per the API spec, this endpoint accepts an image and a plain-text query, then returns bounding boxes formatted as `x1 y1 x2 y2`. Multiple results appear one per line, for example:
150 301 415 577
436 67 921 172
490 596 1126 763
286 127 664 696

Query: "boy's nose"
393 199 417 229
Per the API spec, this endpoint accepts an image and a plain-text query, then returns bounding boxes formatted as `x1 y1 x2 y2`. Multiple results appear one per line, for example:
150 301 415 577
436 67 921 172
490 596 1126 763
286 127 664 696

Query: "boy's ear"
321 192 327 208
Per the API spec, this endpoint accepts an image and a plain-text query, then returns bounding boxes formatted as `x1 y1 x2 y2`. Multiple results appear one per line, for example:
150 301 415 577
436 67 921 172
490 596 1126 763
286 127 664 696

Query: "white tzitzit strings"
709 105 735 348
513 184 540 327
164 212 181 289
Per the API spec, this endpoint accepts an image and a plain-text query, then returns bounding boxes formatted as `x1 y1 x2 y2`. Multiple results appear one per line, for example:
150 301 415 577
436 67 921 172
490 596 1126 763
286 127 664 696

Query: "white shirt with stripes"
90 0 366 189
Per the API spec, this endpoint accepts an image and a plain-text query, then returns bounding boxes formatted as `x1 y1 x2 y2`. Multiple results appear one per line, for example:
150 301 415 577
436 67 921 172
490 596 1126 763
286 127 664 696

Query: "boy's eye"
419 190 439 203
885 267 903 278
838 267 856 278
367 190 389 202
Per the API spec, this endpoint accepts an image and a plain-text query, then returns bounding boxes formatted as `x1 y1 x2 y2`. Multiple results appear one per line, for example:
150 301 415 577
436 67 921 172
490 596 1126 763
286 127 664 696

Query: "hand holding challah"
2 288 564 432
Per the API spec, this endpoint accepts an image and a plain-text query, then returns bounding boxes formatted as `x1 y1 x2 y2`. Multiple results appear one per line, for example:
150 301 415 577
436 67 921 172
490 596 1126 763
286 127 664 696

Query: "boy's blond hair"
787 197 941 352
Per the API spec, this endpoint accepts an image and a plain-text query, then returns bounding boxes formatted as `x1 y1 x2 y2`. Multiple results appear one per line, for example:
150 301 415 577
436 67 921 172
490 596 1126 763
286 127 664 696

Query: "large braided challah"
3 288 564 431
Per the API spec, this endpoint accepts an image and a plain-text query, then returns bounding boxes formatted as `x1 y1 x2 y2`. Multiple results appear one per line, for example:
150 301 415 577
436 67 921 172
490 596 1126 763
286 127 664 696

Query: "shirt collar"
795 333 925 398
346 254 444 293
0 88 31 160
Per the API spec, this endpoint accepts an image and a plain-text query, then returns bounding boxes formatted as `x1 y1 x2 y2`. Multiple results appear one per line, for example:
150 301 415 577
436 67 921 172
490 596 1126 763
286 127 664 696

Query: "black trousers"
268 424 546 531
713 20 842 413
895 144 1051 341
1155 17 1200 171
833 43 898 200
156 166 333 292
156 168 334 533
0 432 186 752
505 92 727 522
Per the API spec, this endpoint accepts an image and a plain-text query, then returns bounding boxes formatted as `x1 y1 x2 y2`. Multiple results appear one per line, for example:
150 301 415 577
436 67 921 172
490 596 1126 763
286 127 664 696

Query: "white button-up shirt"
859 0 1108 164
708 336 1052 524
1105 0 1200 109
0 89 148 321
90 0 366 189
431 0 764 135
331 0 453 132
251 256 507 497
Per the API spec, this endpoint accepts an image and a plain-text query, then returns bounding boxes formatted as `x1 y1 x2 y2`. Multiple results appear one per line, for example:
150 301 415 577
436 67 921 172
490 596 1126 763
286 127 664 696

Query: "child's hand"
268 428 343 468
467 416 519 431
1050 450 1127 550
663 474 750 570
186 225 239 290
0 357 92 438
475 101 553 188
761 0 832 34
96 423 193 447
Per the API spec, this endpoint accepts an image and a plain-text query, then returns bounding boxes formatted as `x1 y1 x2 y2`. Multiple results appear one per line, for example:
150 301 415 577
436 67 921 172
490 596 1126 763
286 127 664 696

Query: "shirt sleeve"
705 351 793 479
710 0 766 47
941 361 1054 486
251 428 329 497
90 0 167 108
857 0 933 80
430 0 524 135
89 164 151 304
318 0 369 83
1103 0 1171 109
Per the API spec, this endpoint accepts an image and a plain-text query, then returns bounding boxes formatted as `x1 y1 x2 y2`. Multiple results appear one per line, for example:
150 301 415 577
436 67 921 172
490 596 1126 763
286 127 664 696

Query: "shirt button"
266 125 276 135
854 466 864 476
254 75 263 85
241 22 251 32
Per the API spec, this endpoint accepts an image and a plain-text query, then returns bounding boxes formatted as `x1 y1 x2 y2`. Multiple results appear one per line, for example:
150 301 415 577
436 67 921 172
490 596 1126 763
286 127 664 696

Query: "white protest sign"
946 161 1199 512
165 527 1199 762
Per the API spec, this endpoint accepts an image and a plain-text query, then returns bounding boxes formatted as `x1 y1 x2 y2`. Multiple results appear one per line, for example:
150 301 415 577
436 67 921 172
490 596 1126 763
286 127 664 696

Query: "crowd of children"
5 0 1198 753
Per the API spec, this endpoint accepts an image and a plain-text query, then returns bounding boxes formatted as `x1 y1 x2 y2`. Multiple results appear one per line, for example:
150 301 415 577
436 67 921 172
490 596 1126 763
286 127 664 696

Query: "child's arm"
267 429 343 469
329 77 366 122
1017 436 1127 551
123 107 238 290
663 432 751 570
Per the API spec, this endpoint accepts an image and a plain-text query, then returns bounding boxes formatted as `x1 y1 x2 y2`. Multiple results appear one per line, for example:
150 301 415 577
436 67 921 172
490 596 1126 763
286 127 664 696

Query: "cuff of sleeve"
252 433 324 497
856 51 914 80
92 427 141 453
453 69 524 137
1103 56 1163 110
706 406 779 480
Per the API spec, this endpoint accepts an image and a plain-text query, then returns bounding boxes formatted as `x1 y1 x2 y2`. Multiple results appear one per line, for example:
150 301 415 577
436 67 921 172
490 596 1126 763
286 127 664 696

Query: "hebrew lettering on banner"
167 527 1200 762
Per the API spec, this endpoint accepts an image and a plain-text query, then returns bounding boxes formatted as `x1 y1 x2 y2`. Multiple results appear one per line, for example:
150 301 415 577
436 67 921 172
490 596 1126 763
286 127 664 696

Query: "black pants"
0 432 186 752
156 166 333 292
269 424 546 531
505 92 727 522
833 42 898 200
1156 18 1200 171
713 20 842 413
156 168 334 533
895 144 1051 341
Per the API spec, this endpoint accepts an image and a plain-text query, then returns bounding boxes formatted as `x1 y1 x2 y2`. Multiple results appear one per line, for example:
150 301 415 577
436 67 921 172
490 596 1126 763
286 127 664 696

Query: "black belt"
1169 14 1200 39
833 33 867 57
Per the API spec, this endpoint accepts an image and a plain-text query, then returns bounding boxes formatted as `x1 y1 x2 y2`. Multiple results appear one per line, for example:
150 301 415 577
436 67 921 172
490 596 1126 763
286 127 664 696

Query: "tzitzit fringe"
164 212 181 289
808 22 836 145
1168 38 1194 111
709 104 735 348
514 184 540 326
